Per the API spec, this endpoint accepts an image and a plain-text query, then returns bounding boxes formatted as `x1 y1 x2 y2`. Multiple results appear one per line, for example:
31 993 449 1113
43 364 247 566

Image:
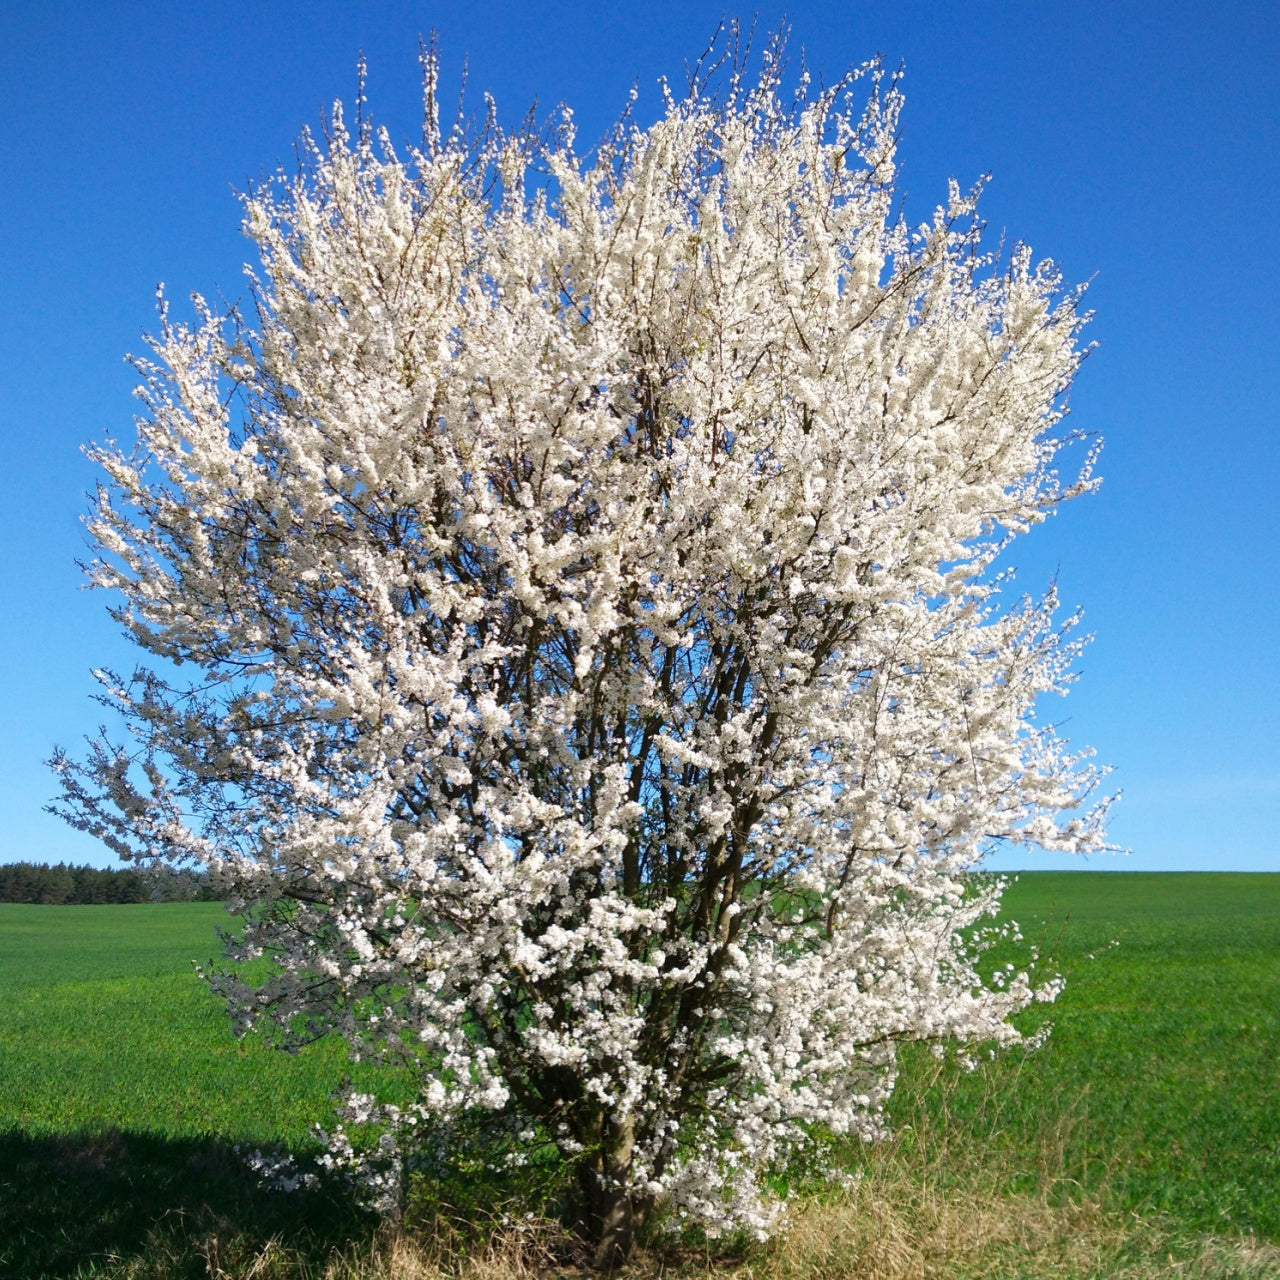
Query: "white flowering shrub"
53 36 1111 1266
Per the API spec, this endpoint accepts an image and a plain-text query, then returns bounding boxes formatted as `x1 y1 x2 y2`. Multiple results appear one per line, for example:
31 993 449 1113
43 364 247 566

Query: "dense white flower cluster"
53 41 1110 1263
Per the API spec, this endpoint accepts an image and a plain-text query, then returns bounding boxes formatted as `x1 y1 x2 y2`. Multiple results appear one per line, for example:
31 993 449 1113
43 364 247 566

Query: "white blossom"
51 34 1111 1266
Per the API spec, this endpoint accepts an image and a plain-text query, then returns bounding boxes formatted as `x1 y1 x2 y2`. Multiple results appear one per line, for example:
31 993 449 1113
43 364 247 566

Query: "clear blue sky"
1 1 1276 872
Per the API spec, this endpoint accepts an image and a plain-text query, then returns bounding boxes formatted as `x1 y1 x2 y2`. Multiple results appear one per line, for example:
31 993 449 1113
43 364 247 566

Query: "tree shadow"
0 1128 371 1278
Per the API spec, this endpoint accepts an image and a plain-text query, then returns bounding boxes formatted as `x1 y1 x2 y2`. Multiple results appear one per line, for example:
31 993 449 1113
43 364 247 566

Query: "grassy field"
901 872 1280 1240
0 902 389 1276
0 902 360 1146
0 874 1277 1277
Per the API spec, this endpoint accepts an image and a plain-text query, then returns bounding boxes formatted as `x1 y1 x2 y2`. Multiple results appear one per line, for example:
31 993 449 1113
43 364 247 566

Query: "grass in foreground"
907 872 1280 1239
20 1150 1277 1280
0 874 1277 1277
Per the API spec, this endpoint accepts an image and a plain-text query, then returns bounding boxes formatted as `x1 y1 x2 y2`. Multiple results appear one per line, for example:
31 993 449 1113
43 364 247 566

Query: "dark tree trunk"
575 1115 651 1270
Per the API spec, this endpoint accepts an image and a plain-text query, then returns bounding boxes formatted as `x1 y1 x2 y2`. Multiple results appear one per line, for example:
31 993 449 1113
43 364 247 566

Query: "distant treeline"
0 861 223 904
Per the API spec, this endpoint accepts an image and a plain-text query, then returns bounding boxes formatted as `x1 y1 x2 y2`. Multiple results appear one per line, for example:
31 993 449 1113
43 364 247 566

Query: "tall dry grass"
106 1062 1280 1280
130 1151 1280 1280
175 1192 1279 1280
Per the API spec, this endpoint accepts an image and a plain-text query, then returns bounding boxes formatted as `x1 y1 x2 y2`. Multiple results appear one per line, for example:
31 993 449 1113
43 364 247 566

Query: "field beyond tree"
1 871 1277 1278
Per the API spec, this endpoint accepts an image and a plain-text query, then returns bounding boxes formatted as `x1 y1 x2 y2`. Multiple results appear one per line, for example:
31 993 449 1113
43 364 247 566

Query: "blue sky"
1 1 1276 872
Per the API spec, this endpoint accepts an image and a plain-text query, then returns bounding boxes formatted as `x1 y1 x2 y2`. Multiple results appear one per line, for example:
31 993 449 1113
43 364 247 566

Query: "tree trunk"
576 1115 649 1270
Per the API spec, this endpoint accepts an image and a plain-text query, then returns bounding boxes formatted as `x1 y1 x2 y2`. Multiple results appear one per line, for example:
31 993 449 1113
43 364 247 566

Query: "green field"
890 873 1280 1238
1 874 1277 1276
0 902 363 1145
0 902 388 1276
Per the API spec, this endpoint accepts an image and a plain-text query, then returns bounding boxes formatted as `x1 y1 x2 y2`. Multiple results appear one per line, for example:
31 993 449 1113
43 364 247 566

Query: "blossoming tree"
53 40 1110 1266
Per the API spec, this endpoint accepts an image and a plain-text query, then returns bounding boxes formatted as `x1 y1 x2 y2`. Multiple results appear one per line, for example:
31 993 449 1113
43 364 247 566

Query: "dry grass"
176 1216 1279 1280
756 1164 1280 1280
83 1066 1280 1280
764 1176 1111 1279
146 1172 1280 1280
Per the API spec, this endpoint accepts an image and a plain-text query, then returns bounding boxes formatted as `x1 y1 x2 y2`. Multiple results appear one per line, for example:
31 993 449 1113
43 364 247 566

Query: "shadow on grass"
0 1128 373 1278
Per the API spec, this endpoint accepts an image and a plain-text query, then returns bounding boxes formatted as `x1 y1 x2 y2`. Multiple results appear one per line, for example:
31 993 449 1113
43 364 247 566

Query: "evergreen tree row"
0 861 223 904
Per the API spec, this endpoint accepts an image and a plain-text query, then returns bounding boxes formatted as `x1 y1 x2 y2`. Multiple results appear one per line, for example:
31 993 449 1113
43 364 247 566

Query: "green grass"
0 902 382 1276
889 872 1280 1240
0 902 360 1145
0 875 1277 1276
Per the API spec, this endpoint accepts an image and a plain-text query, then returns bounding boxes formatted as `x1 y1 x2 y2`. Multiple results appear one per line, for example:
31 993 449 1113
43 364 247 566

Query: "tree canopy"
53 36 1110 1265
